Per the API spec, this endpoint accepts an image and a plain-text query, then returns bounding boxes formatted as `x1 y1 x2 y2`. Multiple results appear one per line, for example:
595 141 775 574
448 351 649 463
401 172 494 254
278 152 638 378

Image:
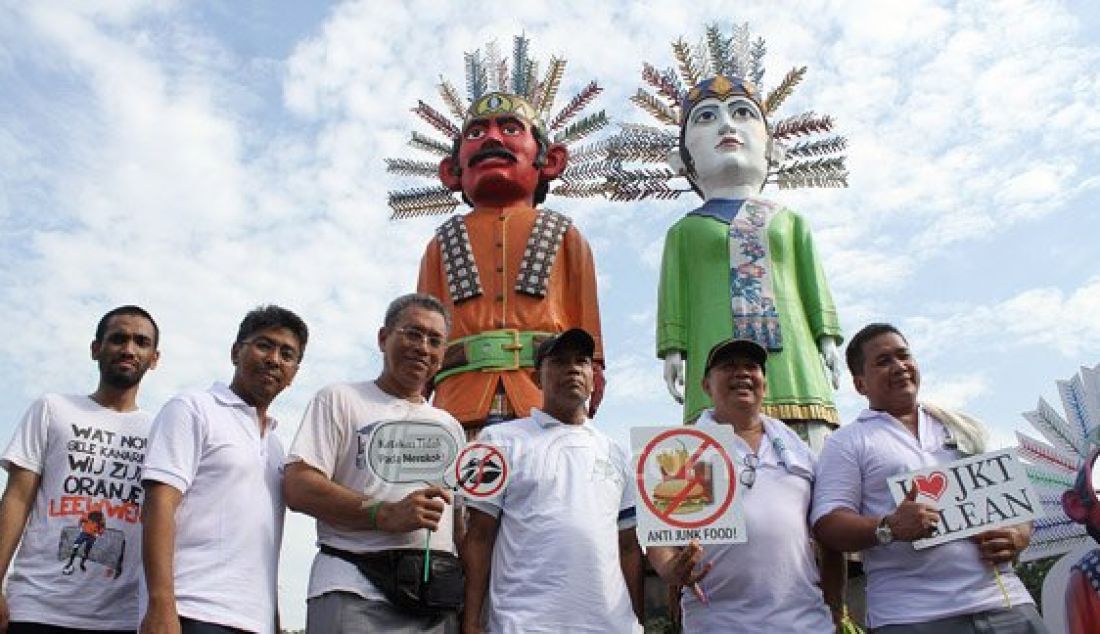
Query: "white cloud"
909 277 1100 358
604 352 669 401
920 372 991 411
827 248 916 296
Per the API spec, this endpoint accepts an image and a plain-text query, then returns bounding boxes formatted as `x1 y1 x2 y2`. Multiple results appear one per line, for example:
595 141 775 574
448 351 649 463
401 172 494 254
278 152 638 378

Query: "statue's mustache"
468 148 517 167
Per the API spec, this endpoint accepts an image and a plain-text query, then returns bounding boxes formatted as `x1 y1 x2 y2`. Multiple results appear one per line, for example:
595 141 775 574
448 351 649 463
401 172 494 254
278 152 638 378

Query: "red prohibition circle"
455 443 508 498
636 427 736 529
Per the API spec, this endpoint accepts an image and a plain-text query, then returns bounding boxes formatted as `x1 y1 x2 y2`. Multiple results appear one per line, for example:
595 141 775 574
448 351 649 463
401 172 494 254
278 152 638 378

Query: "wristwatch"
875 515 894 545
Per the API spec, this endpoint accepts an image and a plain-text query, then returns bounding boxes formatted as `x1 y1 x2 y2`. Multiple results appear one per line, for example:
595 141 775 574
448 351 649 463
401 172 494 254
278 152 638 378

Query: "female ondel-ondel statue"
606 23 849 450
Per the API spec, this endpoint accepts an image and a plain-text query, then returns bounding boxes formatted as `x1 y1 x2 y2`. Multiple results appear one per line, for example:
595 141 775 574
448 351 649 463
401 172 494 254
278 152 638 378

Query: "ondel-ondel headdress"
386 34 617 219
605 23 849 201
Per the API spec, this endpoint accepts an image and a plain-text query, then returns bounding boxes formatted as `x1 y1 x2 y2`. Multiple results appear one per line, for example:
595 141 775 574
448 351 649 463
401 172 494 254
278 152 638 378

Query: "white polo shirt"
683 412 834 633
811 406 1032 627
467 409 641 634
140 383 285 634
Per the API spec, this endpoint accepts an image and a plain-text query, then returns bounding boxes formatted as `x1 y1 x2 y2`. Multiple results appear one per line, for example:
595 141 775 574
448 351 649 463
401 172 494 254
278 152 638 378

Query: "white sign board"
361 419 463 485
888 449 1043 549
632 425 746 548
452 441 511 501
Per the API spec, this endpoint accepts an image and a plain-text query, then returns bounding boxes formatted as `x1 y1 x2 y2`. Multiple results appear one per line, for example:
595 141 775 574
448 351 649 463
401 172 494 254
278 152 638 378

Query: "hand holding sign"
378 485 453 533
671 540 712 604
888 481 941 542
650 539 712 606
972 526 1029 565
888 449 1042 549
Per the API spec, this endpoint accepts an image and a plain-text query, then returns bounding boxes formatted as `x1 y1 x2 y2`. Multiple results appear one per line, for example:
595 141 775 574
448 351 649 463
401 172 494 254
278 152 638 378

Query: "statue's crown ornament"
681 74 763 118
386 35 616 219
604 23 850 201
465 92 543 131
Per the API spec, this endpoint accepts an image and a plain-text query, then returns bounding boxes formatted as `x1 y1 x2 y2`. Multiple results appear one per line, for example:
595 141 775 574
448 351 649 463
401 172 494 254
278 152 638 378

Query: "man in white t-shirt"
284 293 465 634
139 305 308 634
812 323 1046 633
462 328 644 634
0 305 161 634
647 338 841 633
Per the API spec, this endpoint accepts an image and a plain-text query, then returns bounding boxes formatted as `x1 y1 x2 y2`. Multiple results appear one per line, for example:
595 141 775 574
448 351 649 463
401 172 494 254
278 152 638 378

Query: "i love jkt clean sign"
888 449 1043 549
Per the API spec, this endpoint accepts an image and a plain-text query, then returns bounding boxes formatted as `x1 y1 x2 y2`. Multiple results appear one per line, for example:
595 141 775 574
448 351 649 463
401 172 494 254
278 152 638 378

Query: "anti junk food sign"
632 425 746 548
888 448 1043 549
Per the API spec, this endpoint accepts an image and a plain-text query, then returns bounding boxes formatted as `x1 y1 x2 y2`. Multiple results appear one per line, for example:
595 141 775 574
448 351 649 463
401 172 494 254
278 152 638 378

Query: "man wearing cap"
461 328 643 633
648 338 842 632
812 323 1042 632
417 87 605 437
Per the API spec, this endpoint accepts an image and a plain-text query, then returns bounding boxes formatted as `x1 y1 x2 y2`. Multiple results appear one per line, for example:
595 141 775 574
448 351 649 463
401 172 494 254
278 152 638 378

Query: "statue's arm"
791 211 841 389
818 335 841 389
657 226 687 403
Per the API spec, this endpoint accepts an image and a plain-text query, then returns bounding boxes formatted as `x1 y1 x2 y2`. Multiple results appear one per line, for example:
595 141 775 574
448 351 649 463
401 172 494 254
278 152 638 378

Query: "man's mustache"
468 147 517 168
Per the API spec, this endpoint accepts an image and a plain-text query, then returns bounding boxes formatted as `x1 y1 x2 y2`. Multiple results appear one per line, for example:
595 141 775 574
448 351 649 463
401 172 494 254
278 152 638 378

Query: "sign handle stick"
423 528 431 583
992 565 1012 608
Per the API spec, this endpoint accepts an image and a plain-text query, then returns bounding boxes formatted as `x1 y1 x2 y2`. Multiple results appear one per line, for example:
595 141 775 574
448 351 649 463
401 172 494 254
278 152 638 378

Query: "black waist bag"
320 544 464 616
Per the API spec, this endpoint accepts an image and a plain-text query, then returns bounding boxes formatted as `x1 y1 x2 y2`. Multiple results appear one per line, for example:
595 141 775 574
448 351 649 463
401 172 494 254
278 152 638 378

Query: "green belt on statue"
436 329 554 382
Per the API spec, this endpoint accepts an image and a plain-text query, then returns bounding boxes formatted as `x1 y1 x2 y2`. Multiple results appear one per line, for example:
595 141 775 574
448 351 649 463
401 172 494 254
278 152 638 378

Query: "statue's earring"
666 147 688 177
767 138 787 166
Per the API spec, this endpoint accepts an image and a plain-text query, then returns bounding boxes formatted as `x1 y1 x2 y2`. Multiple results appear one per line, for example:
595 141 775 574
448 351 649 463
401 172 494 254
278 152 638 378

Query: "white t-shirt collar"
531 407 592 432
209 381 279 431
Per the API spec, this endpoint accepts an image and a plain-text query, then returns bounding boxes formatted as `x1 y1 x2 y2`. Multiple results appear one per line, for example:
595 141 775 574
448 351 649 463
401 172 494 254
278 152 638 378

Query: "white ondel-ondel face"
672 96 771 201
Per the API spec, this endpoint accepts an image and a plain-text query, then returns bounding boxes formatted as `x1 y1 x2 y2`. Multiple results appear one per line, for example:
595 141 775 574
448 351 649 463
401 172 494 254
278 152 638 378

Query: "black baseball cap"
704 338 768 374
535 328 595 368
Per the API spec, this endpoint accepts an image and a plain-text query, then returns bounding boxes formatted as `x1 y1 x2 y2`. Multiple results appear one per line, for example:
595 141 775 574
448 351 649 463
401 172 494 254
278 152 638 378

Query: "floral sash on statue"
728 199 782 350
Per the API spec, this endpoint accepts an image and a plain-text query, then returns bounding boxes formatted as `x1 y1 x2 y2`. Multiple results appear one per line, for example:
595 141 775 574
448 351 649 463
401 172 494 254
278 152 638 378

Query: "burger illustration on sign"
653 442 715 514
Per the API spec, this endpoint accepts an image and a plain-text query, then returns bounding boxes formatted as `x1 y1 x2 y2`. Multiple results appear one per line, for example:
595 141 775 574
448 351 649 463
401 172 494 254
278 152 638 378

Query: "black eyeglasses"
244 337 300 364
394 327 446 350
739 452 759 489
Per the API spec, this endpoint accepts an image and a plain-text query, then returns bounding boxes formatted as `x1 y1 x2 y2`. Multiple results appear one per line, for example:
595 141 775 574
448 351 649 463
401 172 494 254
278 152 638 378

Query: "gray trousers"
306 591 457 634
870 605 1048 634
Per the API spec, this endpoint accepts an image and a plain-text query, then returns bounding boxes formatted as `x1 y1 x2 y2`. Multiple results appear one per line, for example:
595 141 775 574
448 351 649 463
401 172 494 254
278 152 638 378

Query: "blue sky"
3 0 1099 627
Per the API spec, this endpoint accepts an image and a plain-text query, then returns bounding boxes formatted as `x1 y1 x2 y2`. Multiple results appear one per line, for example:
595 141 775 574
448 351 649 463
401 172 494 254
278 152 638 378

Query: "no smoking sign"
453 442 510 500
632 426 746 547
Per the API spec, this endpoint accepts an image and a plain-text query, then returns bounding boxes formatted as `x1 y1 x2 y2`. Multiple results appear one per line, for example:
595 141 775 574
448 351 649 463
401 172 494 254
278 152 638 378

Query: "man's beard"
100 362 145 389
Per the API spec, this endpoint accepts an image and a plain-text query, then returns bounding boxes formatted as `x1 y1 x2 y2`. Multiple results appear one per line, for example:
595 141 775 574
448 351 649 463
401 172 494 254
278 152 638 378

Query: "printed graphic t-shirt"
1 394 150 630
287 380 464 603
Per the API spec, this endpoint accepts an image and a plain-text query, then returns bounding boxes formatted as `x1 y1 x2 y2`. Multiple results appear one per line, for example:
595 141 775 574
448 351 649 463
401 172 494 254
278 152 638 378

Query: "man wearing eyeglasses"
283 293 465 633
140 305 308 634
647 338 843 632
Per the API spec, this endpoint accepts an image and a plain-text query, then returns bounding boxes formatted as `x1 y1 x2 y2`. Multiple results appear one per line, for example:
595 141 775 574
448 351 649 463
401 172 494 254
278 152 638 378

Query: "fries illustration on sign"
652 441 714 515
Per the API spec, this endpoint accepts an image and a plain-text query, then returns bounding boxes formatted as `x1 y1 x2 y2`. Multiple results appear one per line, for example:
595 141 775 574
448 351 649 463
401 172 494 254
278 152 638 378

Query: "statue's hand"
818 336 840 390
663 351 685 404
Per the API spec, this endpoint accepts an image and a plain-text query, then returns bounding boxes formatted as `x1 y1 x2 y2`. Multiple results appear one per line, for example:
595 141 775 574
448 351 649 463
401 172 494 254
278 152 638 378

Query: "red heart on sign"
914 471 948 501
